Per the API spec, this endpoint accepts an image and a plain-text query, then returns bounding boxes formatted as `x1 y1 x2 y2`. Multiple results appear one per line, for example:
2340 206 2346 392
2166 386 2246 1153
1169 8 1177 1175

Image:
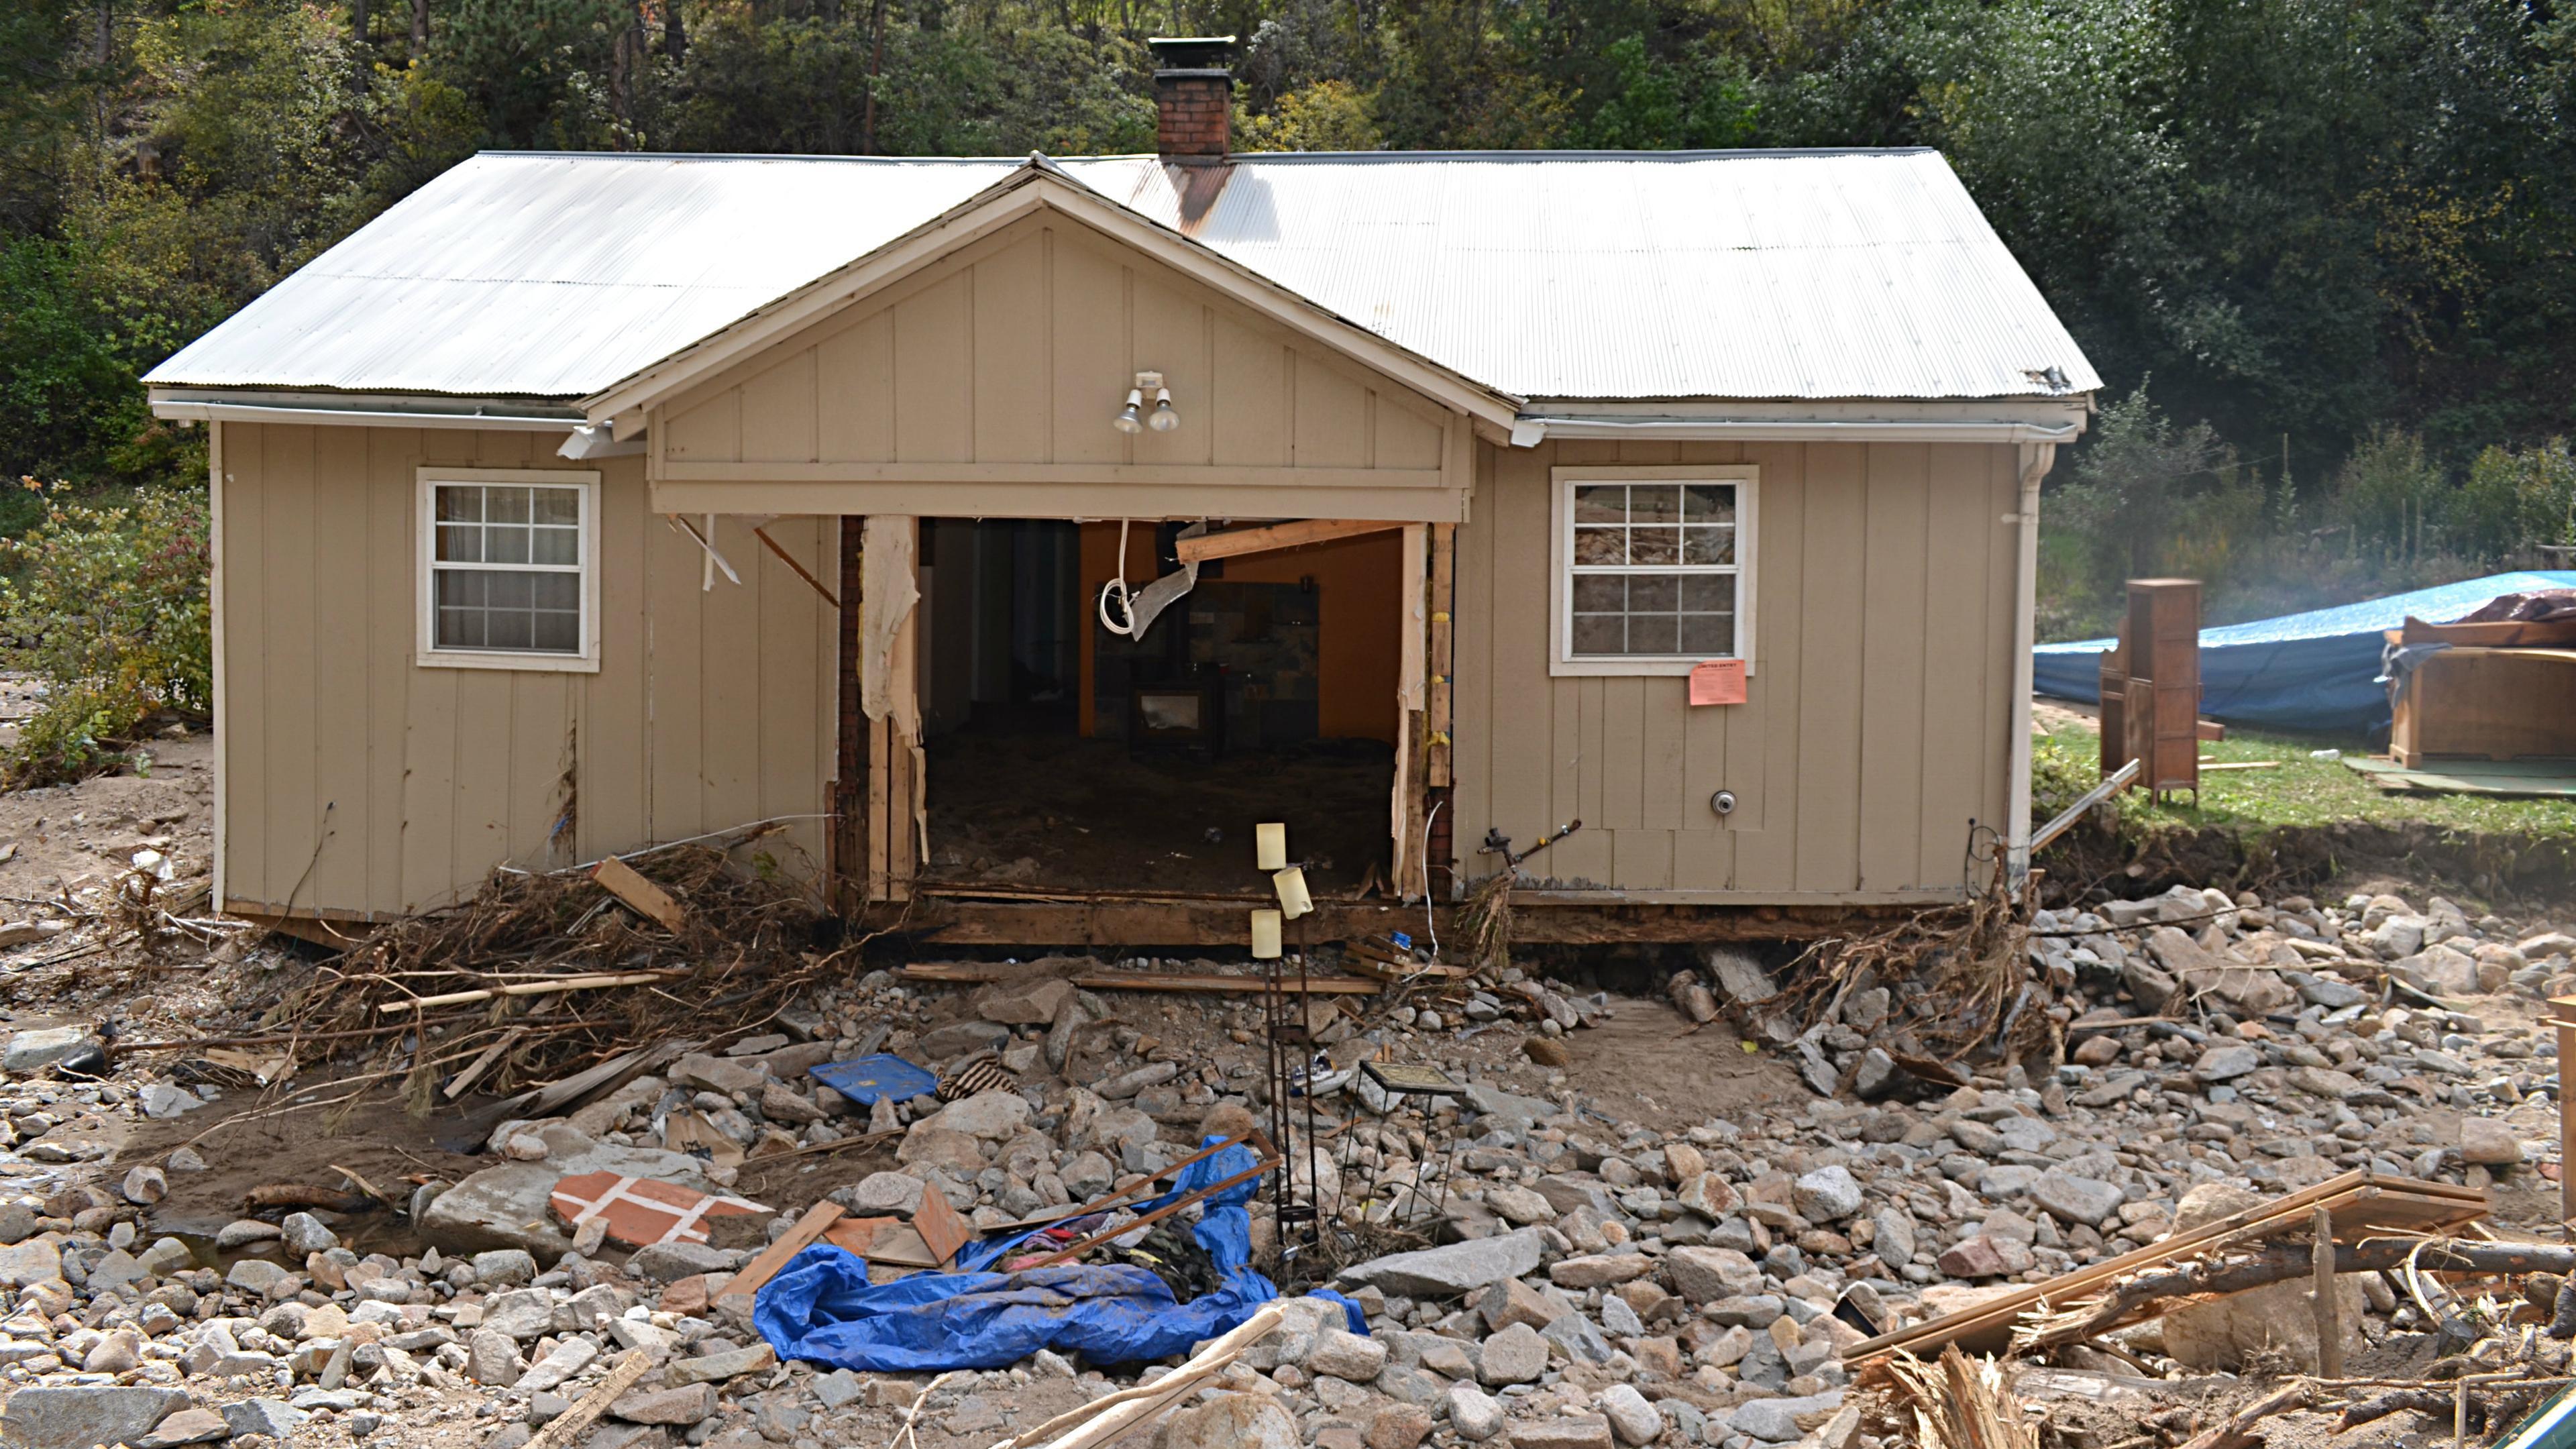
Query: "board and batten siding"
648 212 1467 523
214 421 836 920
1451 437 2020 902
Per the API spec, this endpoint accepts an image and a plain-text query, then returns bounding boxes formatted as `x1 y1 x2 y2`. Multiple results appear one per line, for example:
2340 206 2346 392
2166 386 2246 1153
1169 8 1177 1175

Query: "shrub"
0 484 212 786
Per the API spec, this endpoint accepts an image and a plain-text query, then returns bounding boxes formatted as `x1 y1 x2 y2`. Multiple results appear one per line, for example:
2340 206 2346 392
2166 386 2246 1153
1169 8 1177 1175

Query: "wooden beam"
752 524 838 608
2311 1203 2342 1379
898 961 1380 996
1428 522 1454 790
1174 518 1406 564
718 1201 845 1302
888 896 1915 947
592 856 687 932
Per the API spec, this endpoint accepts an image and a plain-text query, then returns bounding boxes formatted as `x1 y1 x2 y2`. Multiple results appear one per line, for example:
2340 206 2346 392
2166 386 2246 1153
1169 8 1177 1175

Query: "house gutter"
1507 416 2084 446
149 392 584 432
2005 440 2061 891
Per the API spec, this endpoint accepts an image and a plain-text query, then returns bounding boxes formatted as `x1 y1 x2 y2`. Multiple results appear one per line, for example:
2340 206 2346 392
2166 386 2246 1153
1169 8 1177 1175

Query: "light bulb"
1148 387 1179 432
1112 388 1145 435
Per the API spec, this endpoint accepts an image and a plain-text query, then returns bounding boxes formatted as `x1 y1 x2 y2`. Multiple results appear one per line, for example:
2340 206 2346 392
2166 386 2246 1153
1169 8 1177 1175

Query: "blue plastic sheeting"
2032 572 2576 734
808 1055 937 1107
754 1137 1366 1371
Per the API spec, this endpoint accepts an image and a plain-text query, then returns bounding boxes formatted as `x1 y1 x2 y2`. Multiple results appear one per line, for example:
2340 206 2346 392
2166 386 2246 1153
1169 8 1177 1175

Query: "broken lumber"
375 971 679 1013
914 1183 971 1267
2028 1236 2576 1350
1013 1155 1281 1271
2178 1383 2310 1449
591 856 688 931
718 1201 843 1303
521 1350 653 1449
1173 519 1402 564
1004 1303 1284 1449
1850 1170 2485 1362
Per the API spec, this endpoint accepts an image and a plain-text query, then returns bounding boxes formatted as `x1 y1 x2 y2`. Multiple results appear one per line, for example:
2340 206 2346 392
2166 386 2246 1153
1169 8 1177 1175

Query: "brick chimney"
1150 36 1234 161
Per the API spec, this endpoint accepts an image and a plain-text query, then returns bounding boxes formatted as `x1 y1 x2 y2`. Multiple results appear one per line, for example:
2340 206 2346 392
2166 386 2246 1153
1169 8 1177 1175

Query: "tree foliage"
0 0 2571 610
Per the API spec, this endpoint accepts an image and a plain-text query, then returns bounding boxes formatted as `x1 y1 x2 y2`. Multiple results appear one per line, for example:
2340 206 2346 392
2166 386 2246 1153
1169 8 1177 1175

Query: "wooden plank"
718 1201 845 1301
892 271 973 464
1849 1171 2485 1362
737 347 819 465
1394 523 1430 894
2311 1203 2342 1379
753 525 839 608
1176 518 1405 564
1014 1156 1282 1271
521 1350 653 1449
913 1183 972 1268
896 962 1380 995
591 857 687 931
1428 521 1455 790
821 1215 896 1257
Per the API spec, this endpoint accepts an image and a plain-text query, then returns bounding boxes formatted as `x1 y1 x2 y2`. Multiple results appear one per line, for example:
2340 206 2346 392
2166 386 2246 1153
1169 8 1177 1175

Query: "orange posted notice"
1688 659 1746 706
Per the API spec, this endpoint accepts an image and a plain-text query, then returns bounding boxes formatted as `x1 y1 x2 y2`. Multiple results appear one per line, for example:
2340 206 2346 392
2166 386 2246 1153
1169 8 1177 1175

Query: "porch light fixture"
1114 370 1180 434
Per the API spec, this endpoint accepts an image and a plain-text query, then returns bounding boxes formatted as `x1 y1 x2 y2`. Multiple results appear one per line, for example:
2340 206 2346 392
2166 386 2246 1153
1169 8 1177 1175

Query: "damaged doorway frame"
830 515 1457 932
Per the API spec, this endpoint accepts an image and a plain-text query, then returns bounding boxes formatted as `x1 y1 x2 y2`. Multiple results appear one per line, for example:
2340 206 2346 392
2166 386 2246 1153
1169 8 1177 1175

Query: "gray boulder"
0 1387 192 1449
1339 1228 1546 1297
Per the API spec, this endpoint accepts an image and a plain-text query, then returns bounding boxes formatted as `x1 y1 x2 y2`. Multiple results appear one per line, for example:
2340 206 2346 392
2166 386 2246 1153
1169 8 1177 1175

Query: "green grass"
2041 720 2576 839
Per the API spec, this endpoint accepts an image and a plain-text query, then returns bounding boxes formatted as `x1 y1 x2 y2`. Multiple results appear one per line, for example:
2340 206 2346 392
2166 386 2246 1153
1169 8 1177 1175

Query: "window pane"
1628 527 1680 566
1681 612 1736 655
1623 611 1680 655
1683 484 1733 523
1681 574 1735 612
532 488 581 527
435 570 486 608
488 487 531 525
435 486 482 523
1574 527 1625 565
1571 575 1625 612
1684 526 1734 565
487 526 531 565
1571 613 1624 654
487 571 535 609
533 609 579 653
433 566 582 655
1629 486 1684 527
436 523 481 564
486 608 534 651
1573 486 1625 524
1629 574 1677 612
532 527 578 567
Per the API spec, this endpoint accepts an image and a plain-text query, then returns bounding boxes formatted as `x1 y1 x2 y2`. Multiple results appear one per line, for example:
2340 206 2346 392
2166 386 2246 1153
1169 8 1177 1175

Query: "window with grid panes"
427 482 587 655
1566 480 1741 659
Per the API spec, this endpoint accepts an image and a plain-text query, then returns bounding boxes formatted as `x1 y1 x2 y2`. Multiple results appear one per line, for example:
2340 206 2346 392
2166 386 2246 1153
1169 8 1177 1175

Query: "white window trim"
1550 464 1758 678
415 466 604 673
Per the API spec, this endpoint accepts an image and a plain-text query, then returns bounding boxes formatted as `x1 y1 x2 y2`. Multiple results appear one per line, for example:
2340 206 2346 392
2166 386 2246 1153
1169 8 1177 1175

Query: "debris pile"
0 874 2565 1449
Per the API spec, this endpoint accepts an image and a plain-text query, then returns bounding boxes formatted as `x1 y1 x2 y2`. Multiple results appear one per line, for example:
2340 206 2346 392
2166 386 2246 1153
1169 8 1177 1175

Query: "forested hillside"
3 0 2574 627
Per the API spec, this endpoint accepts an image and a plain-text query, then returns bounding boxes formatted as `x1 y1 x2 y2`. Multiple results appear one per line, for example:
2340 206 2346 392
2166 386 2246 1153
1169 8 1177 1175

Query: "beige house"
147 48 2096 946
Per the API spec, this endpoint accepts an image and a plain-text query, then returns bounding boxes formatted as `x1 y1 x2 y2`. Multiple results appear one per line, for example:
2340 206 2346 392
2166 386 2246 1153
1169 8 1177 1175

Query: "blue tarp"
753 1136 1365 1371
2033 572 2576 735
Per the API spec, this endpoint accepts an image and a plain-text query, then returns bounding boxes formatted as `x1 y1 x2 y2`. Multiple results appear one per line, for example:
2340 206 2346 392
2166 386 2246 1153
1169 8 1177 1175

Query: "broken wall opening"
917 517 1398 897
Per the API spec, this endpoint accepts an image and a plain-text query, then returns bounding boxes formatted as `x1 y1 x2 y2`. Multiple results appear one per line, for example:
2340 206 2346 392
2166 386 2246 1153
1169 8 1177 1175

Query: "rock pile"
0 883 2563 1449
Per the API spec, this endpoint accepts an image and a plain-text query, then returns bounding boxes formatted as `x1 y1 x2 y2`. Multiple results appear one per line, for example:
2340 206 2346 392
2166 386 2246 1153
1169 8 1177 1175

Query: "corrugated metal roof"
148 148 2099 405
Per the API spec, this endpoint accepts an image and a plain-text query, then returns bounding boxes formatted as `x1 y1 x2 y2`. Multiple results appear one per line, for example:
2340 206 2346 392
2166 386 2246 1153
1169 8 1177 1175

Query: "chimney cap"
1148 35 1235 72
